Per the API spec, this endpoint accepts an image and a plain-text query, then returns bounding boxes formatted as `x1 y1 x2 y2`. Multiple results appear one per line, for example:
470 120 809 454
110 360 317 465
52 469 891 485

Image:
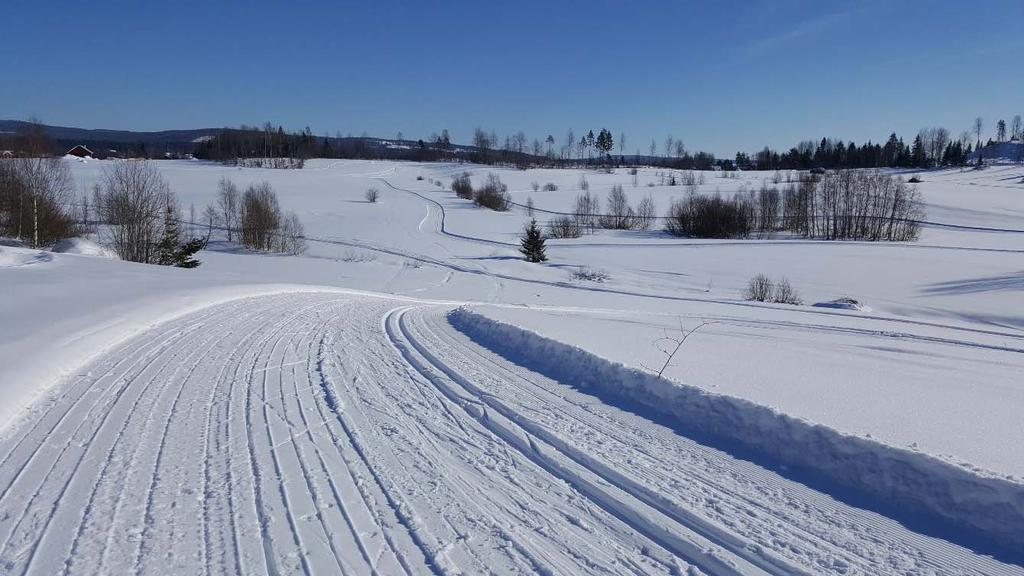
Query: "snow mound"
0 247 53 268
51 237 119 259
62 154 89 162
812 297 869 311
449 307 1024 553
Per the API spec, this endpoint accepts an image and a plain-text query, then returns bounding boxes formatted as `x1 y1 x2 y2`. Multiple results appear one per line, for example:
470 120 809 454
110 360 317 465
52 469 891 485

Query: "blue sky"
3 0 1022 156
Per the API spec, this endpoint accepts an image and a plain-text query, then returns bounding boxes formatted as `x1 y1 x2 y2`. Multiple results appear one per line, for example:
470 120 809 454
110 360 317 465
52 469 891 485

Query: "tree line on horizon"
3 115 1021 170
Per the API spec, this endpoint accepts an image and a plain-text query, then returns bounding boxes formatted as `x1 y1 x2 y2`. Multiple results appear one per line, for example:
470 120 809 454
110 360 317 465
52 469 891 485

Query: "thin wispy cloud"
744 8 856 55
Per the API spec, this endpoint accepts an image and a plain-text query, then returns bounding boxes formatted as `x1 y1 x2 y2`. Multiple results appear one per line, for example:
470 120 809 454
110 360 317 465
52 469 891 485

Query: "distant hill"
0 120 219 146
0 120 483 160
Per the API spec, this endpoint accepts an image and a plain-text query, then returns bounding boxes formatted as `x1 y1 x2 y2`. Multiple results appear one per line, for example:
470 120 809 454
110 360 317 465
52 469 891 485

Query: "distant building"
66 145 94 158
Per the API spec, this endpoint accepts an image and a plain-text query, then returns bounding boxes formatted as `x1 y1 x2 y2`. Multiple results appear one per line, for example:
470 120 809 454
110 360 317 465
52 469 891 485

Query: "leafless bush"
772 277 802 305
231 157 304 169
744 274 802 305
547 216 581 238
571 266 609 282
665 194 752 238
531 181 540 192
578 175 589 192
98 159 170 262
599 184 636 229
743 274 774 302
365 187 380 203
217 178 239 241
635 195 657 230
473 173 511 211
277 211 306 254
240 182 281 251
573 190 600 233
452 172 473 199
339 249 376 262
542 182 558 191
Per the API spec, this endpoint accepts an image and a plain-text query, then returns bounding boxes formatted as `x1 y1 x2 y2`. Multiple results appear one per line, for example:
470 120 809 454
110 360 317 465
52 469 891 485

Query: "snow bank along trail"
0 293 1019 575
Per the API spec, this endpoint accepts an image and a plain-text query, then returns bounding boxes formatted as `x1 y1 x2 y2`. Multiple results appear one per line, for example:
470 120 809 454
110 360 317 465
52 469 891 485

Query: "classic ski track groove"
0 293 1020 575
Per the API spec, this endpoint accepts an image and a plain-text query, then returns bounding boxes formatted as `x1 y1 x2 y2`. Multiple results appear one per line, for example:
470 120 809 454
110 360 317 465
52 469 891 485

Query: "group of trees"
0 122 78 246
216 178 305 254
742 116 1022 171
739 131 971 171
193 124 320 164
93 159 203 266
0 157 77 247
450 172 511 211
663 171 921 241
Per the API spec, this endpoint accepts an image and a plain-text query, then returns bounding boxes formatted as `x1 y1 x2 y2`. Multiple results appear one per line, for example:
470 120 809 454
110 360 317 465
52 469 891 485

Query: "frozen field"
1 158 1022 573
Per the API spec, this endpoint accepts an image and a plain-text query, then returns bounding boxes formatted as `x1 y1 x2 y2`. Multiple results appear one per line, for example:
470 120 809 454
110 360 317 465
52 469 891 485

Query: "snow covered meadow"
1 157 1022 574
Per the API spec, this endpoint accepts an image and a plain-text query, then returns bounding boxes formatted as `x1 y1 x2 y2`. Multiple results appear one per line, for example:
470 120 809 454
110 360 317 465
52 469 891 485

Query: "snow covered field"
1 158 1022 573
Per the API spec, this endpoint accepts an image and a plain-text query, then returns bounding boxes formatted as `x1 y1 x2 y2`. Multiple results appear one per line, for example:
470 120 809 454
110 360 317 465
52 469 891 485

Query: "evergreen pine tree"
155 201 203 268
175 238 203 268
519 219 547 263
157 203 180 266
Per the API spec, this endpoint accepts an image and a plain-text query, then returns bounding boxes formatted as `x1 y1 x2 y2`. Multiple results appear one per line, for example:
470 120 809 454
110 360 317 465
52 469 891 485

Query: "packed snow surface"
0 158 1022 573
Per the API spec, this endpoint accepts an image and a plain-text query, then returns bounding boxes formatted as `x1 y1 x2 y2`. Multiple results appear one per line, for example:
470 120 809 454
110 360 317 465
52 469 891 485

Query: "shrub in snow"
744 274 802 305
452 172 473 199
570 266 608 282
473 173 511 211
771 277 803 305
598 185 637 230
365 188 380 203
547 216 581 239
664 194 752 238
908 175 922 183
542 182 558 191
416 175 424 181
744 274 774 302
339 249 375 262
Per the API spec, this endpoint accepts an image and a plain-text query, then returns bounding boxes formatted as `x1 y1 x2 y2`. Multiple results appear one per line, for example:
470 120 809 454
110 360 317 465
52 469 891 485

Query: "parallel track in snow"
0 293 1019 575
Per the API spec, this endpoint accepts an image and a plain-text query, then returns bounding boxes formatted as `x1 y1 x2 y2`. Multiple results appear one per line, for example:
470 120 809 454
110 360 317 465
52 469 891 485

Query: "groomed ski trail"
0 293 1019 575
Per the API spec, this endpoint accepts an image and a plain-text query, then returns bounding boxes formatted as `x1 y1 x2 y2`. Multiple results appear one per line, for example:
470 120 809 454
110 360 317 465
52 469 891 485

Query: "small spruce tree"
176 238 203 268
520 219 547 263
156 202 203 268
157 204 180 266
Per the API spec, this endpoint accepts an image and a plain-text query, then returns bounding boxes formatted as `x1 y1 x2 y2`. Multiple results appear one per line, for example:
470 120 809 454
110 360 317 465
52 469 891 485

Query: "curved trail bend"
0 293 1018 575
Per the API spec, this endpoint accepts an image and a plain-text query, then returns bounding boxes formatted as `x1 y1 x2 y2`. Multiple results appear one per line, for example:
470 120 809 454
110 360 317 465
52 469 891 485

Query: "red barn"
66 145 93 158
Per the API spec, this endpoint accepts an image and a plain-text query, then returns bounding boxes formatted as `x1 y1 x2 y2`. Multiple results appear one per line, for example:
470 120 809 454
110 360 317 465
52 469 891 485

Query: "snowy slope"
0 158 1021 572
